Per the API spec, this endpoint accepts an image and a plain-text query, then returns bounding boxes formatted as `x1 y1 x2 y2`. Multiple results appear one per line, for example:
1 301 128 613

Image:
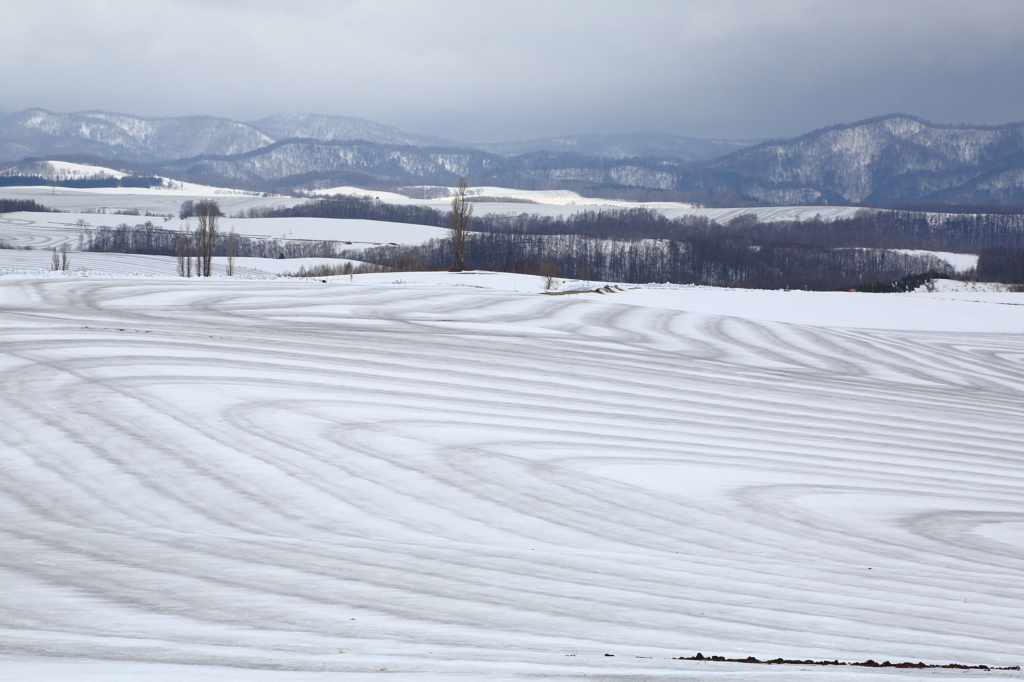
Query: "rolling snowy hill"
1 274 1022 681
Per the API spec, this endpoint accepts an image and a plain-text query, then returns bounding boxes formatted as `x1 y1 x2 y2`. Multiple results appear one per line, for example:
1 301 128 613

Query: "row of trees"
257 191 1024 253
82 221 342 260
345 232 954 291
0 198 53 213
50 243 70 271
175 199 229 277
0 176 162 189
976 246 1024 283
70 187 1014 288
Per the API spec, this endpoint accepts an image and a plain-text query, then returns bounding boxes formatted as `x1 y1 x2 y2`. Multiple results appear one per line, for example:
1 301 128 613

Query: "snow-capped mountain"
162 115 1024 206
699 114 1024 205
0 109 751 166
5 111 1024 205
0 109 274 163
163 139 692 192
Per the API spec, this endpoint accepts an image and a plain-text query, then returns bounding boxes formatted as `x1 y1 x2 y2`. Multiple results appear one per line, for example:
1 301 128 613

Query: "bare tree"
226 227 237 276
195 199 220 277
60 242 69 271
50 247 61 271
176 223 192 277
448 177 472 271
539 261 558 290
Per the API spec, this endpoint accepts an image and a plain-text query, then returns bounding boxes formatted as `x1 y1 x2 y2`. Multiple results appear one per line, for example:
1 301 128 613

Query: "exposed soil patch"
674 652 1019 670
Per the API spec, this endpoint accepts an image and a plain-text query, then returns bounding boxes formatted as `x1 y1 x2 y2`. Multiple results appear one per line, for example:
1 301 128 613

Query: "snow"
926 278 1020 293
0 212 448 251
1 273 1022 680
308 185 869 222
0 249 366 278
893 250 979 272
38 160 127 180
0 185 304 216
215 216 448 245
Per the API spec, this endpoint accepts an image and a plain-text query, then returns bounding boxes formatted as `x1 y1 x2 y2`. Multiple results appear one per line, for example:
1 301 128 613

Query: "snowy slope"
0 159 127 181
313 184 869 222
0 185 303 217
0 250 366 278
0 212 449 252
1 276 1022 681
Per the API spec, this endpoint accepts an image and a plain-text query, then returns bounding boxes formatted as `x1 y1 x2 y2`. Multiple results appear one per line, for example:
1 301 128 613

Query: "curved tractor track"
1 277 1022 679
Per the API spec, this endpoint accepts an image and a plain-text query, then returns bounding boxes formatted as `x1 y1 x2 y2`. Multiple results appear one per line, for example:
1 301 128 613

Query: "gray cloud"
2 0 1023 141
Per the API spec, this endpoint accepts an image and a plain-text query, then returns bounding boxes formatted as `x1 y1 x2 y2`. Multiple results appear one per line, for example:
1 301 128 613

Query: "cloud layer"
2 0 1023 141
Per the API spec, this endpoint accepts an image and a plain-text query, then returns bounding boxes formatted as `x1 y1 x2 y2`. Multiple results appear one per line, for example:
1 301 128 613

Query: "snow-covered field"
0 212 449 251
1 273 1022 681
312 185 869 223
0 185 304 216
0 249 366 278
2 181 867 228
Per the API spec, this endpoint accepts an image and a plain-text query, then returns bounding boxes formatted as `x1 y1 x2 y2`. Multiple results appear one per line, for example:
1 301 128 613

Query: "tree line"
343 232 954 291
72 193 1018 288
81 221 346 260
976 247 1024 283
0 176 162 189
255 195 1024 252
0 198 54 213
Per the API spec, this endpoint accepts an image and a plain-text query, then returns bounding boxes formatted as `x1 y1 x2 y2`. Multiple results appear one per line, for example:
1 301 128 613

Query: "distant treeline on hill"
80 220 959 290
81 222 341 260
0 198 54 213
0 176 163 189
254 195 1024 252
976 247 1024 284
76 218 1024 289
344 234 956 291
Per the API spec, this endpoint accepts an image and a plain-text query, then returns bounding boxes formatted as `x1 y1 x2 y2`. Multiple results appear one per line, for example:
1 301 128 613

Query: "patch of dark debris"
674 652 1019 671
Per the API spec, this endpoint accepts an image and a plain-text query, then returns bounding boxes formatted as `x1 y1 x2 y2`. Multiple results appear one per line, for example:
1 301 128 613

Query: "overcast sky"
2 0 1023 142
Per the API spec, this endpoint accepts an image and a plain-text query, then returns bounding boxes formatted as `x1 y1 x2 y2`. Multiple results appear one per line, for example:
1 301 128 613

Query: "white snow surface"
37 160 127 180
0 212 448 251
1 274 1023 681
0 185 304 216
0 249 365 278
310 185 869 222
892 250 979 272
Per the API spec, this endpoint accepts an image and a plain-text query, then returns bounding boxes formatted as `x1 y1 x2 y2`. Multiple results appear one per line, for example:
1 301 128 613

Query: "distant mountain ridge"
4 110 1024 206
477 133 754 161
697 114 1024 205
0 109 741 164
0 110 274 163
249 113 464 149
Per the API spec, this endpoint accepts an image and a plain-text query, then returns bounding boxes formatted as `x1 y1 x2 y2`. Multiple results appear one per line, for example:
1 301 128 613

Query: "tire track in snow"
1 277 1023 677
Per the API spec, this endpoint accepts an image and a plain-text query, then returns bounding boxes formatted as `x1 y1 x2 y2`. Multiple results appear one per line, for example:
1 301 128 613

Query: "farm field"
1 273 1022 680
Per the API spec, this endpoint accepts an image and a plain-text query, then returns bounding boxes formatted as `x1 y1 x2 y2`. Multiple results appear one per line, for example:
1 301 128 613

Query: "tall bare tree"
60 242 69 271
195 199 220 277
176 223 193 277
448 177 472 271
226 227 237 276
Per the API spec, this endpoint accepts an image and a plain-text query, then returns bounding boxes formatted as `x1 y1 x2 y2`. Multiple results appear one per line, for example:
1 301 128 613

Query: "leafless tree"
448 177 472 271
176 224 192 277
539 261 558 290
50 247 61 271
195 199 220 277
226 227 237 276
60 242 69 271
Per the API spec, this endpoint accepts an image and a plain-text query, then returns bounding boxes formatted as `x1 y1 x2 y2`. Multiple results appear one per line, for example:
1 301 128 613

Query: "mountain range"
3 110 1024 206
0 109 746 164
